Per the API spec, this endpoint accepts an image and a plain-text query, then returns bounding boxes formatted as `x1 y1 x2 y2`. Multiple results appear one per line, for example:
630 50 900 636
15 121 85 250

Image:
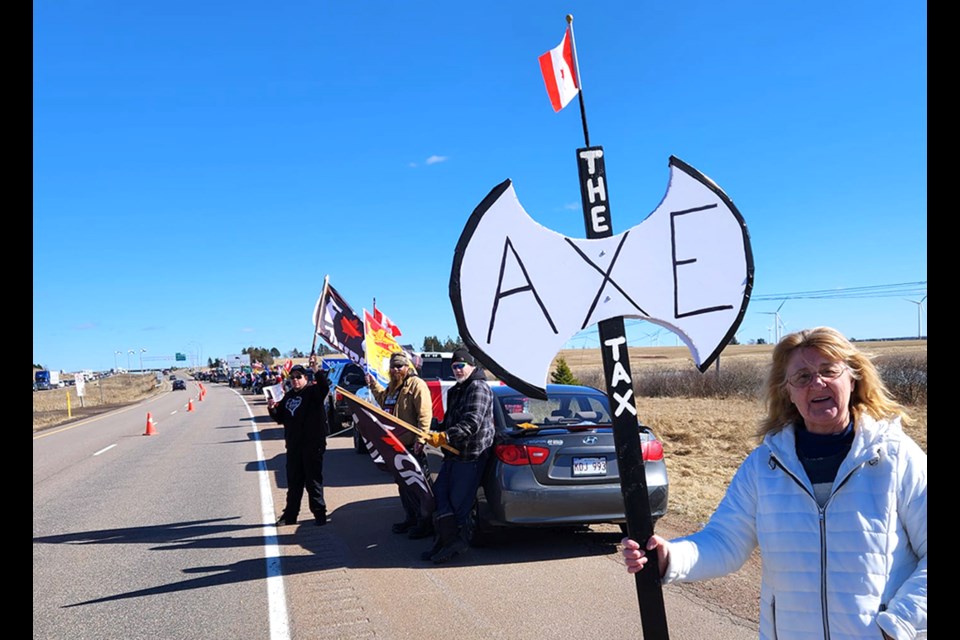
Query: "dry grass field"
33 340 926 526
32 373 174 431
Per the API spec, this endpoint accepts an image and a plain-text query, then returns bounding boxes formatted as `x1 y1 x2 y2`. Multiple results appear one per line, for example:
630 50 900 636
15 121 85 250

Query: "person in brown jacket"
365 352 435 539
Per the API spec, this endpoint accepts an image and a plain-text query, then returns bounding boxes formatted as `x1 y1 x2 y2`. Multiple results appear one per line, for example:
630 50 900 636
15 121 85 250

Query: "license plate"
572 456 607 476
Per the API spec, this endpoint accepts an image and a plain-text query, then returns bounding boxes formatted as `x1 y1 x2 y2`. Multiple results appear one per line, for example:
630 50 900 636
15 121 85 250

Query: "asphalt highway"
33 381 758 639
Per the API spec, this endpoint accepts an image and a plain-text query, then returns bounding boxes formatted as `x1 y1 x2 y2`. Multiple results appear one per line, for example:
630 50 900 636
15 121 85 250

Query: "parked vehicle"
416 351 455 381
34 370 62 391
425 383 668 545
324 360 371 450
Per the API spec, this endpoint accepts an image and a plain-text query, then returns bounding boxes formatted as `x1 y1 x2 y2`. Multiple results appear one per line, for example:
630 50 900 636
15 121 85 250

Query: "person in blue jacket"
621 327 926 640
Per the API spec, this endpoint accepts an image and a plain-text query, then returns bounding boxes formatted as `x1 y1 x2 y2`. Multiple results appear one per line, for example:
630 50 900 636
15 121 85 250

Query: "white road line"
93 444 117 456
236 390 290 640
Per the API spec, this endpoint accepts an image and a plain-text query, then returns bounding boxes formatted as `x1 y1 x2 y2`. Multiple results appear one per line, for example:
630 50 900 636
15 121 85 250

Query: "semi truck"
35 370 62 390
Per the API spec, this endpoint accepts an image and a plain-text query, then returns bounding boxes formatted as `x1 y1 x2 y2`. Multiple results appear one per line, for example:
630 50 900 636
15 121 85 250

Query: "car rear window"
498 393 611 427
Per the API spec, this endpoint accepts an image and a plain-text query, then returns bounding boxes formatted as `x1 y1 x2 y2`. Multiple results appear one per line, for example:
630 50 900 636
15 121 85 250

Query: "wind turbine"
761 301 787 343
906 296 927 339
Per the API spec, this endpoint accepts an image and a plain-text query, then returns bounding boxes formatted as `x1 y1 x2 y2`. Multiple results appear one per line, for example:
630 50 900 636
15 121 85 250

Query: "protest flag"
538 24 579 112
313 277 366 366
372 298 403 338
338 387 459 521
363 308 406 387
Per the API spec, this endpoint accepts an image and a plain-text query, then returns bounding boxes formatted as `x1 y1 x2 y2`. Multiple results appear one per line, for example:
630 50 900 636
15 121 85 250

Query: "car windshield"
496 391 612 429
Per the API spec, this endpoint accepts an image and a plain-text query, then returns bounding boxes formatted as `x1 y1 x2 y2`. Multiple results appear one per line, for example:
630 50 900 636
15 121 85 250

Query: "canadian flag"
538 27 579 112
373 305 402 338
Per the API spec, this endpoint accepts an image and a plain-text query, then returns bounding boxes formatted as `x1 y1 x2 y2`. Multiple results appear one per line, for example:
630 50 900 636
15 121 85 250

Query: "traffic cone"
187 398 194 412
143 412 157 436
198 389 204 401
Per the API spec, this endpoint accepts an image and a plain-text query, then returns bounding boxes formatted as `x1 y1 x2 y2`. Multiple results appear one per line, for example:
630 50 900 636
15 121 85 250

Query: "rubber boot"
407 515 435 540
421 514 453 561
392 518 416 534
431 522 469 564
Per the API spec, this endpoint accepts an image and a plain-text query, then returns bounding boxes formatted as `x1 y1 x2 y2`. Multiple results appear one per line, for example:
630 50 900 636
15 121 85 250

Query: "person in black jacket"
420 348 495 563
267 363 331 526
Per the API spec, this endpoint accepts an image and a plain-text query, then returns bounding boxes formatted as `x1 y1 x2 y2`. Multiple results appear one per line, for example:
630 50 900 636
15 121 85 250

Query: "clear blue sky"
34 1 927 374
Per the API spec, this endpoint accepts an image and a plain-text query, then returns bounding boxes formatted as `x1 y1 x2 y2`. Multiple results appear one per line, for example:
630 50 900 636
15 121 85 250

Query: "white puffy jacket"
664 415 926 639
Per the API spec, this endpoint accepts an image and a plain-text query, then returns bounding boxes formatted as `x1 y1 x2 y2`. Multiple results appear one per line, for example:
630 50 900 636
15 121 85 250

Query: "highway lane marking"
93 444 117 456
234 389 291 640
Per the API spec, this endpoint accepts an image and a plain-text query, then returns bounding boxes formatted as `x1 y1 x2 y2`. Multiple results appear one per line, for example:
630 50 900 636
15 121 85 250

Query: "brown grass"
32 374 172 430
34 341 927 525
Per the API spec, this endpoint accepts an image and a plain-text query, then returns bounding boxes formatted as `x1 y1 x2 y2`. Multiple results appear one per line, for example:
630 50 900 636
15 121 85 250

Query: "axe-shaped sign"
451 155 754 399
450 150 753 639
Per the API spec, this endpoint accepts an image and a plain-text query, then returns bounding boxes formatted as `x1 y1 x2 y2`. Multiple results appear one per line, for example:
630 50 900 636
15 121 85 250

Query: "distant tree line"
216 337 465 370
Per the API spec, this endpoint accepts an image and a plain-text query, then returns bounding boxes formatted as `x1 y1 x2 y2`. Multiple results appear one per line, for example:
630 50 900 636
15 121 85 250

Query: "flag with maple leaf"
313 281 366 366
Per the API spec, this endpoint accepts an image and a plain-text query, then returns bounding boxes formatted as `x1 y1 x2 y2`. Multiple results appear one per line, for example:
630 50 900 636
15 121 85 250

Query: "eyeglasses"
786 364 847 388
290 374 304 380
451 362 467 370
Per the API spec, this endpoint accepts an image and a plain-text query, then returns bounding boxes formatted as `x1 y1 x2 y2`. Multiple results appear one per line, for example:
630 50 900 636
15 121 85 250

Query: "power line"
750 281 926 301
561 281 927 348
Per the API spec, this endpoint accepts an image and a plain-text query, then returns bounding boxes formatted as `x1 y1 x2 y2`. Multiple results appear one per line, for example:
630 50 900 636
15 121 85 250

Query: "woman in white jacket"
622 327 926 640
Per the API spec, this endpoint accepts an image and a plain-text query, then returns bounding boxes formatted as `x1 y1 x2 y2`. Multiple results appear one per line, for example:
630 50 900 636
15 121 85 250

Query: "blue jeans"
433 451 490 528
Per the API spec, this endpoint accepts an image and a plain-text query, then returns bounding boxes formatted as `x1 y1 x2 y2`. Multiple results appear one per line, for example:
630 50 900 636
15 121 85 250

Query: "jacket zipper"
768 453 875 640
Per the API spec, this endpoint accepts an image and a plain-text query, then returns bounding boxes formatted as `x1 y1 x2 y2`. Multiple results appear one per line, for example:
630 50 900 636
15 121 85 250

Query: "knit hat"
390 352 410 367
452 348 476 366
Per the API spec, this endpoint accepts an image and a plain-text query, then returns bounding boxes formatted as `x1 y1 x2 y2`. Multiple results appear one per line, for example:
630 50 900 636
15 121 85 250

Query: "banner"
364 308 405 387
340 389 435 519
314 281 366 366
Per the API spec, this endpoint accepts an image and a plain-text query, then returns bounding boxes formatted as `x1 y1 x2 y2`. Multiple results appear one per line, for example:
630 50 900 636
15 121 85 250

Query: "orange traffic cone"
143 412 157 436
187 398 194 412
198 389 203 401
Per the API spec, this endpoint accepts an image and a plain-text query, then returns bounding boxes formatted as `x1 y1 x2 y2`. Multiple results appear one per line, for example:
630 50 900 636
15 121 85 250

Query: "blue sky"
34 1 926 374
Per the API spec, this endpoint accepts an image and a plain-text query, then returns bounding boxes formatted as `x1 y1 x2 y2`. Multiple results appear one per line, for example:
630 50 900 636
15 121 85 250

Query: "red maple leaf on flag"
340 316 362 339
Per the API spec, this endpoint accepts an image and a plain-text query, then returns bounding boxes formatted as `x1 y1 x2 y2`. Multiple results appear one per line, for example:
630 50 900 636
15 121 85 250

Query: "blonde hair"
757 326 912 439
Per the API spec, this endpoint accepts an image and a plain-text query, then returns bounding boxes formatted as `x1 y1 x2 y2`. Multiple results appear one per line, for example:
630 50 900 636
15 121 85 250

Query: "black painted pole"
576 146 669 639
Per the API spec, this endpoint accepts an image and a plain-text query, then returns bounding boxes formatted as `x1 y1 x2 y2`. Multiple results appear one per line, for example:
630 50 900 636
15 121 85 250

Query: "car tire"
464 497 496 547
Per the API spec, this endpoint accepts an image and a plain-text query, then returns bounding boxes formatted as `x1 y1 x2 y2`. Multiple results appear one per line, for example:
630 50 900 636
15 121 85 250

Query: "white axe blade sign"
450 156 754 399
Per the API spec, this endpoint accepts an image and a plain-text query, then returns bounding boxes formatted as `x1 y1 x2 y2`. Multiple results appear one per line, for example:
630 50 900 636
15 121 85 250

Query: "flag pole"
566 14 591 148
310 275 330 357
336 386 461 455
564 14 669 639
